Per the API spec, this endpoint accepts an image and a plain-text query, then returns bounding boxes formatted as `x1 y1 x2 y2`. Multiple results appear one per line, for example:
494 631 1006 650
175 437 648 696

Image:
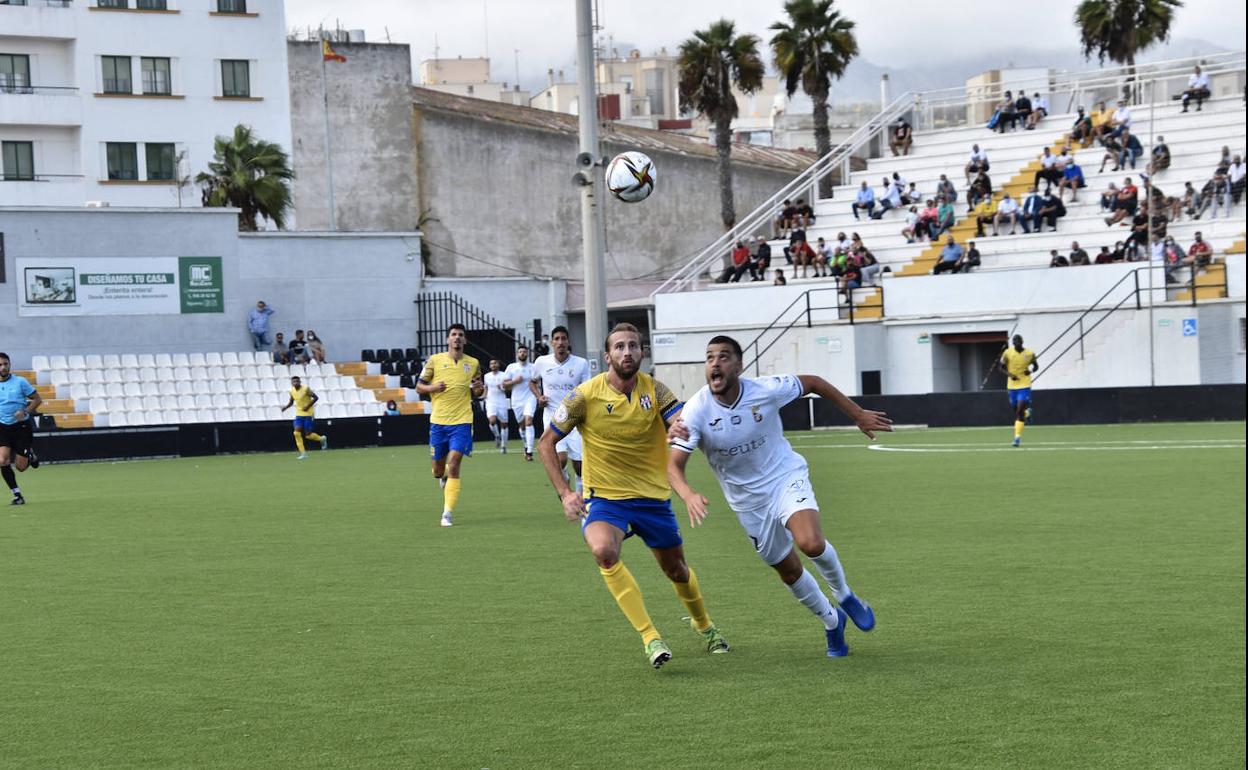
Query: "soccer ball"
605 151 656 203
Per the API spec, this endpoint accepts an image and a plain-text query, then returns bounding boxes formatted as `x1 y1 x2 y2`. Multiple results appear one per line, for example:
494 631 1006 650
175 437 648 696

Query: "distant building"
418 56 531 107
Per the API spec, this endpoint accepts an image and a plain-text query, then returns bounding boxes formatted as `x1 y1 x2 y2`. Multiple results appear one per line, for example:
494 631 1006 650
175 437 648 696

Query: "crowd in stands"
247 301 328 364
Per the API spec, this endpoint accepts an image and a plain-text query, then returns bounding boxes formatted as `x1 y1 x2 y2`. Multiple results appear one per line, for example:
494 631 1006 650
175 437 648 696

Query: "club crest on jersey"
640 395 653 410
751 405 763 423
463 363 471 373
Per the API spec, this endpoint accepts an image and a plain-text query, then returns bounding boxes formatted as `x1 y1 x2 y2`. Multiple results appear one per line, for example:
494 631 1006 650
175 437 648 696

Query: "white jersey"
671 374 809 512
532 353 591 424
503 361 537 407
482 371 509 404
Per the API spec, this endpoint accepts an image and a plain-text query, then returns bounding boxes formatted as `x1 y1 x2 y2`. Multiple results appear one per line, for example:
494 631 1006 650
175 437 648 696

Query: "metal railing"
741 283 884 376
0 173 84 182
0 84 79 94
413 290 533 364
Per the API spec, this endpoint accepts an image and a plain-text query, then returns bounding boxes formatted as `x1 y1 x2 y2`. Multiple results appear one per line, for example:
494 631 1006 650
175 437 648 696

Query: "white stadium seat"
247 407 268 421
51 371 71 388
158 381 177 396
211 394 229 408
207 379 227 394
230 408 249 422
123 382 142 397
155 353 173 368
223 365 242 380
189 366 208 381
106 397 126 413
102 354 121 369
212 408 232 423
177 395 195 410
205 352 223 367
245 393 264 408
226 380 246 395
206 366 225 381
120 354 139 369
188 353 206 367
254 351 272 364
242 378 261 393
226 394 246 408
118 368 140 383
67 355 86 370
176 381 194 396
194 394 212 409
172 353 190 368
106 383 125 398
124 397 144 412
85 354 103 369
137 367 156 383
159 410 180 425
155 367 174 382
31 355 50 371
137 354 156 368
49 355 69 370
240 365 259 380
110 412 129 427
142 396 161 411
173 366 191 381
97 369 118 384
347 403 366 417
141 382 160 397
69 384 90 401
221 352 239 366
160 395 179 410
88 383 108 399
67 370 88 385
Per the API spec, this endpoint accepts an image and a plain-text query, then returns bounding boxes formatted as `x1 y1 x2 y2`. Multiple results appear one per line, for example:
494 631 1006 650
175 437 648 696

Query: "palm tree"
678 19 765 229
770 0 859 199
1075 0 1182 96
196 124 294 231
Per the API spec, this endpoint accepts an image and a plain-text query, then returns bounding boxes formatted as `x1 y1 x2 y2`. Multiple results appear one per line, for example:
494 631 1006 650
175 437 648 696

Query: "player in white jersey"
530 326 591 492
481 359 511 452
668 335 892 657
503 344 539 461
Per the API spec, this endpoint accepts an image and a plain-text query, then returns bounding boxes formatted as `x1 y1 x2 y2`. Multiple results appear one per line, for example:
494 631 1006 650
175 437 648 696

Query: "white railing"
653 51 1245 297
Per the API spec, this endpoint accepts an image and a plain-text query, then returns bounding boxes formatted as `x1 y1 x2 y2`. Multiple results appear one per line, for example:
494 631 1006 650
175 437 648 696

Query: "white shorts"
485 398 509 419
510 397 537 419
556 427 583 461
734 470 820 566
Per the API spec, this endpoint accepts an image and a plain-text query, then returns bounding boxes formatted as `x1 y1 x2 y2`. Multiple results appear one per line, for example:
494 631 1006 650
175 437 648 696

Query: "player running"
0 352 42 505
998 334 1039 447
503 345 538 460
482 359 510 452
280 375 327 459
417 323 484 527
667 336 892 657
538 323 729 669
531 326 590 493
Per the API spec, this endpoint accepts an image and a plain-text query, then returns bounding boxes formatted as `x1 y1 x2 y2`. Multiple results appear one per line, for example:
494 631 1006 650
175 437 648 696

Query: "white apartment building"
0 0 292 208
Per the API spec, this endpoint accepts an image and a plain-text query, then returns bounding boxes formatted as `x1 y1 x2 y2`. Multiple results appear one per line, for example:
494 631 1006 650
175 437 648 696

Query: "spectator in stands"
833 231 852 257
787 237 817 278
1111 240 1129 262
1148 135 1171 173
1229 154 1245 203
1099 132 1125 173
1107 99 1132 139
1035 147 1062 188
1069 241 1090 266
1088 100 1112 145
726 240 755 283
1150 199 1171 241
933 236 964 275
1105 177 1139 224
1193 169 1232 219
271 332 292 365
773 199 793 238
288 329 312 364
385 399 402 416
1123 209 1150 254
993 193 1020 236
1181 181 1199 215
1070 106 1094 147
917 199 940 241
1162 237 1188 282
247 300 274 351
854 245 882 286
1186 231 1213 268
1038 186 1065 231
902 182 922 206
1026 92 1048 129
956 241 981 273
793 198 815 229
901 206 922 243
813 237 833 278
936 174 958 203
1094 246 1116 264
753 237 772 278
1058 157 1085 202
1118 129 1143 170
840 259 863 293
773 269 787 286
935 195 956 238
870 177 902 219
852 182 875 220
306 331 327 363
889 118 913 156
1148 181 1184 223
973 195 997 237
965 144 989 183
992 91 1017 133
1021 187 1043 233
1181 65 1211 112
1014 91 1032 130
968 171 993 212
1049 249 1070 267
1100 182 1119 212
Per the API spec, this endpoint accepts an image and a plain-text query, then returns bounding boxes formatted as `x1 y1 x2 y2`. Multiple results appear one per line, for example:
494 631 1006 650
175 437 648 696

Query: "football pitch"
2 421 1244 768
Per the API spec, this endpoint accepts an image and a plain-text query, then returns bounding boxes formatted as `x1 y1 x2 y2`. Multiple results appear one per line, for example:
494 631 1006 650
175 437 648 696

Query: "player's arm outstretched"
537 393 587 521
796 375 893 439
668 449 710 528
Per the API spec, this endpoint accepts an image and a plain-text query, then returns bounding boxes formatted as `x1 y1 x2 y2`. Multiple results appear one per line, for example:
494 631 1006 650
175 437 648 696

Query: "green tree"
196 124 294 231
678 19 765 229
1075 0 1183 90
770 0 859 199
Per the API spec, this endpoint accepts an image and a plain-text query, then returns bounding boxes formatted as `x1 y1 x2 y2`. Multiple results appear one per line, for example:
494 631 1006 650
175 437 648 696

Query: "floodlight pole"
575 0 608 374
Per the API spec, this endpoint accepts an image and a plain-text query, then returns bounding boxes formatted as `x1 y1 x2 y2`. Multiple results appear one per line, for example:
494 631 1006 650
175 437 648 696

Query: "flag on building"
322 39 347 63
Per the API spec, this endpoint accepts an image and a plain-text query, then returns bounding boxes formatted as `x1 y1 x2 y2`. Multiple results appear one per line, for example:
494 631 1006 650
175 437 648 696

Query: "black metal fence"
414 290 533 365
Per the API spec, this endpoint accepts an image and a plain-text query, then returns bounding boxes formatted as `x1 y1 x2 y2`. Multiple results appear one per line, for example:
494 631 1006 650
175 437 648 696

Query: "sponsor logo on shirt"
605 403 614 414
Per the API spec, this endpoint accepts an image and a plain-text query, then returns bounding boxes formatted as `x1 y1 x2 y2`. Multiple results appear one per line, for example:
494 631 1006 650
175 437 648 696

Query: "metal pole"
576 0 608 375
319 34 338 231
1146 78 1156 386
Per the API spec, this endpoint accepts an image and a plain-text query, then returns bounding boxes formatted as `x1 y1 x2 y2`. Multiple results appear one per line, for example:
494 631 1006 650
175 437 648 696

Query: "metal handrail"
741 283 883 375
0 84 80 94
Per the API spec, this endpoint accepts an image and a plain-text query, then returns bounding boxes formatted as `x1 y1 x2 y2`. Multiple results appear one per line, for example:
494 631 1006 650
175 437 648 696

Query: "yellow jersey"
975 198 997 217
1001 347 1036 390
289 385 316 416
420 352 481 425
551 372 682 501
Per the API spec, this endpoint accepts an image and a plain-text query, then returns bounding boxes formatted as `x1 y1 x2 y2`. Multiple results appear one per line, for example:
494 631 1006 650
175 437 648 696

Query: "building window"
141 57 171 95
0 1 31 7
0 53 32 93
221 59 250 97
136 0 167 8
98 0 129 8
145 143 176 180
2 141 35 181
102 56 132 94
217 0 246 12
106 142 138 180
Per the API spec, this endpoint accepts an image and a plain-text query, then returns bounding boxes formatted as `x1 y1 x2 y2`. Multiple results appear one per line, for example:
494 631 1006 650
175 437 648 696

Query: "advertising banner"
16 256 223 317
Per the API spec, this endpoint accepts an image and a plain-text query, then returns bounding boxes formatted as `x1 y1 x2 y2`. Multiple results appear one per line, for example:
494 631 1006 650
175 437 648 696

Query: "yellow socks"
672 567 713 632
305 432 322 442
443 477 461 513
293 432 305 453
1014 420 1025 439
600 561 660 644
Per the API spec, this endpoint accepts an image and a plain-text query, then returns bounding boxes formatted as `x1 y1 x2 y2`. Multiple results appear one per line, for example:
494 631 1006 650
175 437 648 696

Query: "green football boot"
645 638 672 669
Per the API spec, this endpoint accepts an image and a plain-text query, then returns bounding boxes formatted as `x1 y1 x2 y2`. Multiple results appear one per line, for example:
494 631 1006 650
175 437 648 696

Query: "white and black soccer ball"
605 151 656 203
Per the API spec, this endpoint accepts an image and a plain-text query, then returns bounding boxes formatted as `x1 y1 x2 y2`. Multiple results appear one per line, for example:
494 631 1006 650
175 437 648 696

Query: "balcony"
0 86 82 126
0 174 88 207
0 0 77 39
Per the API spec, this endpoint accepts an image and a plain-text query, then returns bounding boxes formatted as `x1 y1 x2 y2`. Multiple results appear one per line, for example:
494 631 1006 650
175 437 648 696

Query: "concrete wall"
413 107 796 280
287 41 419 232
0 207 421 368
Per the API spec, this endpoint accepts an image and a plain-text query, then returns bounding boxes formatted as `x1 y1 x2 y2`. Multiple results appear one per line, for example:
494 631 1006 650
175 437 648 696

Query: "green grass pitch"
2 421 1244 768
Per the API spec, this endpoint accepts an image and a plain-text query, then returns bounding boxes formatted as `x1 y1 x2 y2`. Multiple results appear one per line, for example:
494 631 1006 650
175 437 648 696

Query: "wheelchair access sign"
1182 318 1198 337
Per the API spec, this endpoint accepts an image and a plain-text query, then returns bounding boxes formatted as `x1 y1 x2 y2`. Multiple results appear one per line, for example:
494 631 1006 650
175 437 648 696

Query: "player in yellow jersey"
999 334 1039 447
280 376 327 459
417 323 484 527
538 322 729 669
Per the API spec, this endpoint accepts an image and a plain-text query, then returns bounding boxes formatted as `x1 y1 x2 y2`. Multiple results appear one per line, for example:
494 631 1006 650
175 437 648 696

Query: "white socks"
523 425 534 452
489 423 501 441
810 541 851 603
788 570 839 630
501 425 510 445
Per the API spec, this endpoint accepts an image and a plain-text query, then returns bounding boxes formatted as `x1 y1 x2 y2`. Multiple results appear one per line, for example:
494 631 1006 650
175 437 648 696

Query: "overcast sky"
286 0 1246 90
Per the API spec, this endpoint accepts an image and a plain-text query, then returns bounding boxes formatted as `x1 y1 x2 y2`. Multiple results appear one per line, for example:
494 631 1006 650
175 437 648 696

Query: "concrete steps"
1175 261 1229 301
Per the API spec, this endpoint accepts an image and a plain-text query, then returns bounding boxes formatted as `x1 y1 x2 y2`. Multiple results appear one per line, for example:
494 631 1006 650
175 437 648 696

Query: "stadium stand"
23 352 427 429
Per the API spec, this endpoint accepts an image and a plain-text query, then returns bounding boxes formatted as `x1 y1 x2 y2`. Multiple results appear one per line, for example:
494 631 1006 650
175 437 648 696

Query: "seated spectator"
854 246 882 286
814 237 834 278
1088 100 1112 144
1099 133 1124 173
965 144 990 183
1107 98 1132 139
994 193 1020 236
773 199 793 238
1070 106 1094 147
1181 180 1198 214
1111 240 1129 262
935 196 956 238
889 119 913 156
889 171 909 198
1026 92 1048 129
1037 186 1065 232
271 332 292 365
973 196 998 237
917 199 940 241
851 182 875 220
724 240 755 283
1069 241 1090 266
869 177 902 219
1148 182 1184 223
753 237 772 277
1162 237 1187 282
1118 129 1143 170
1100 183 1119 212
1020 187 1043 233
1094 246 1116 264
902 182 922 206
1150 202 1170 241
840 260 863 293
793 198 815 229
1185 231 1213 268
991 91 1017 133
1148 135 1171 173
1229 154 1245 203
306 331 327 363
288 329 311 364
1058 159 1084 202
787 237 817 278
968 171 993 212
773 269 787 286
956 241 981 273
1193 169 1232 219
1049 249 1070 267
1124 210 1150 253
1035 147 1062 188
1181 65 1211 112
936 174 958 203
385 399 402 417
833 231 852 258
900 206 922 244
1105 177 1139 224
1014 91 1032 129
933 237 964 275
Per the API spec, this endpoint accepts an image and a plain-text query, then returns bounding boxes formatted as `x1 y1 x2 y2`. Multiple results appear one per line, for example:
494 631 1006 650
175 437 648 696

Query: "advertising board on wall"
16 257 224 317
